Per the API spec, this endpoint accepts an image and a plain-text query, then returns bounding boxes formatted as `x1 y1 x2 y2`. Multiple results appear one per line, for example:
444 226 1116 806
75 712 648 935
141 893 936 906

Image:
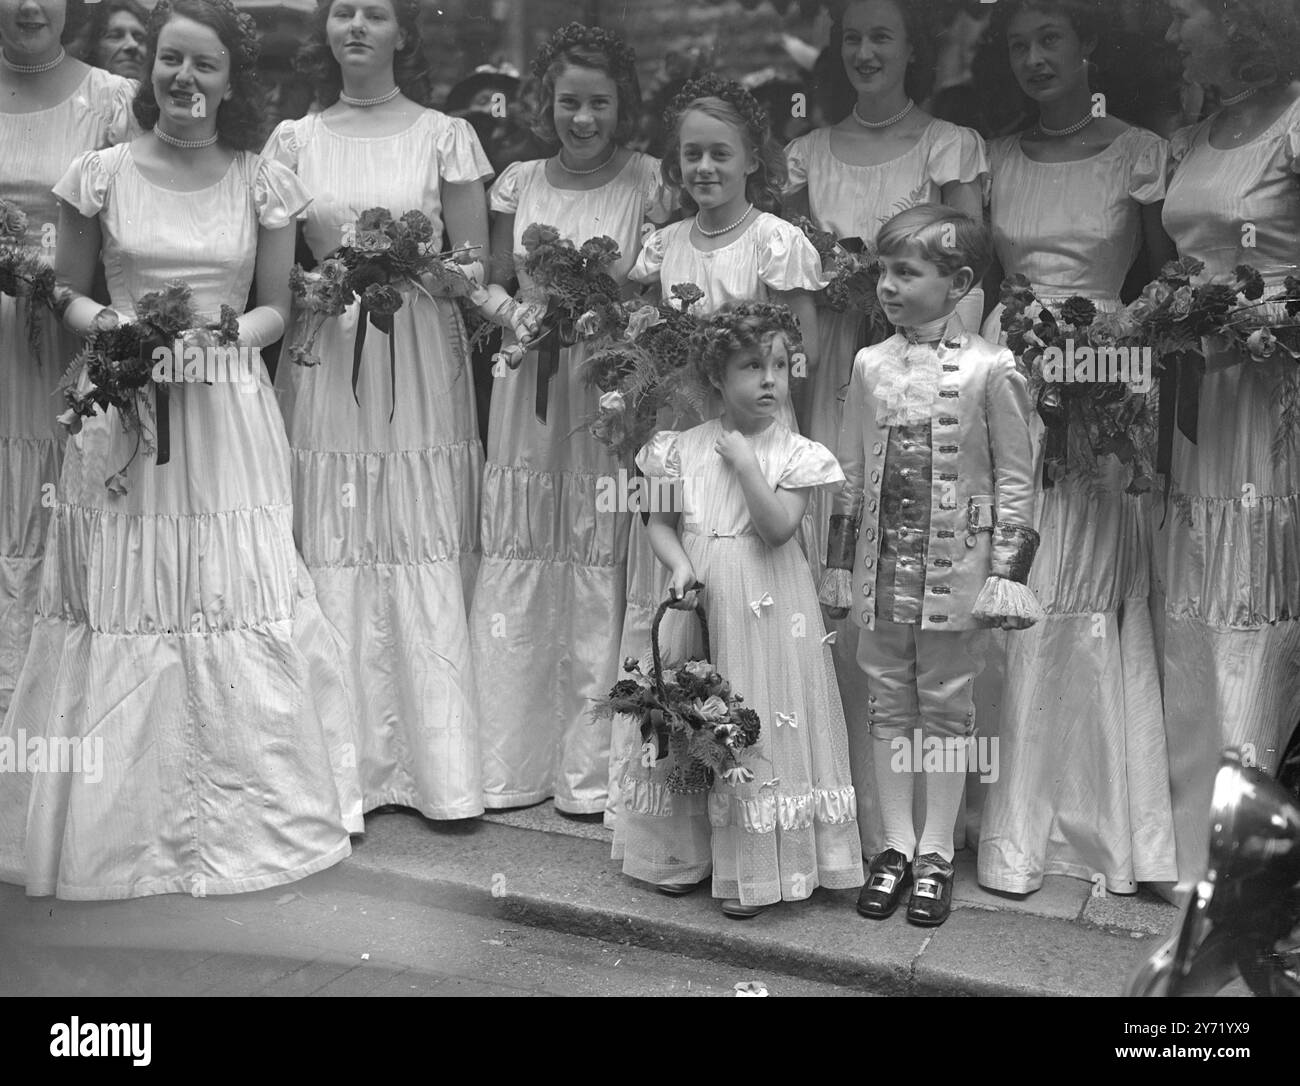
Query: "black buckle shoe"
857 848 912 919
907 853 954 926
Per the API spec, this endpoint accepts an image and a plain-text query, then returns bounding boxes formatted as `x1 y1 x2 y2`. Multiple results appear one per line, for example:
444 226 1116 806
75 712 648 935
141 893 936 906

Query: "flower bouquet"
787 213 890 344
581 282 708 462
286 207 481 419
0 197 57 353
999 274 1157 494
58 280 240 493
591 596 761 793
493 223 624 422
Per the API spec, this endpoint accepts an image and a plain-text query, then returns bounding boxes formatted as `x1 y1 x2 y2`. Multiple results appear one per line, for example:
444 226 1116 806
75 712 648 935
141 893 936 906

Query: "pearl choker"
339 85 401 108
852 99 913 129
695 203 752 238
1 46 65 74
1219 85 1260 107
556 144 617 175
1038 112 1094 137
155 126 219 149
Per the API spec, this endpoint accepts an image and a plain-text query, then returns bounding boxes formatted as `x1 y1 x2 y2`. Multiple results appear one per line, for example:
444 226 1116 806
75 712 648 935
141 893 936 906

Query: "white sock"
872 734 916 859
918 763 966 862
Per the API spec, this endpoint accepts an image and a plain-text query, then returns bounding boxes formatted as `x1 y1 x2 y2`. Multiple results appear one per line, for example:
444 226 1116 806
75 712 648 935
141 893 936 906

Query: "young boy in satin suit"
819 204 1042 927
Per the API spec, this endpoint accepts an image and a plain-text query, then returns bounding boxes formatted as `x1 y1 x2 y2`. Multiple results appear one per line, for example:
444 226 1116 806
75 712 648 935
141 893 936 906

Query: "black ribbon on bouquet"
351 301 398 423
1156 349 1202 516
139 333 171 465
529 310 578 424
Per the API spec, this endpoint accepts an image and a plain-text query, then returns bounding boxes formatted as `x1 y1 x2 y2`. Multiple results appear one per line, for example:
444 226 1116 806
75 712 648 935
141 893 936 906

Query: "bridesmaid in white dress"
265 0 495 820
1159 0 1300 885
0 1 136 720
469 25 671 818
0 0 361 899
783 0 988 865
974 0 1178 895
610 76 826 852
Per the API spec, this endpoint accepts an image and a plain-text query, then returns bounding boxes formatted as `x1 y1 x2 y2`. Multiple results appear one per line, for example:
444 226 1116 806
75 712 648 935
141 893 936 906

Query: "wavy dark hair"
821 0 939 124
529 23 641 146
691 302 805 390
662 77 787 216
1203 0 1300 86
295 0 432 109
67 0 150 68
132 0 267 152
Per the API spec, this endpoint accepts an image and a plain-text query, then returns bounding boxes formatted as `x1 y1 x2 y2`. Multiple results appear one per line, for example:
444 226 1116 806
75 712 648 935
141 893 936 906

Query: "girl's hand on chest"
714 429 759 472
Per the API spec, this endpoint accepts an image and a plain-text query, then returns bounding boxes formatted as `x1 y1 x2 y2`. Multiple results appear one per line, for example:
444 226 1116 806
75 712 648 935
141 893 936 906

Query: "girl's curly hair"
820 0 939 124
1204 0 1300 86
295 0 433 110
529 22 642 146
662 74 787 216
690 302 806 390
132 0 267 150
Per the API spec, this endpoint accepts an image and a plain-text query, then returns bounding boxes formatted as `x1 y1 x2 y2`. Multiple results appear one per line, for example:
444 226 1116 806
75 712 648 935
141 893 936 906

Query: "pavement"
333 801 1182 997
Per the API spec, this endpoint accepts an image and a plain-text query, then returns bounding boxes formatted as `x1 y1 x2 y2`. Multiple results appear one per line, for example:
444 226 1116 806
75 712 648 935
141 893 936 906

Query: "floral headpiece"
531 22 638 81
689 301 805 372
146 0 261 69
664 73 770 137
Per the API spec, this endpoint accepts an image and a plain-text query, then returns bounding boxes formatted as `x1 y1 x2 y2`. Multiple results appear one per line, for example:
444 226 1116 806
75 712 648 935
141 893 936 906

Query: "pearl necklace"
340 85 401 108
556 144 616 175
1 47 65 74
695 203 752 238
155 125 219 149
1038 112 1094 137
1220 85 1260 107
852 98 913 129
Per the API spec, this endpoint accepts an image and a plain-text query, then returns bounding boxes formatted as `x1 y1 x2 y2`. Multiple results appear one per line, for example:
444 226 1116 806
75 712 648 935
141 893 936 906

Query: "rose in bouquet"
0 197 58 352
58 281 240 493
592 651 761 793
581 282 708 462
286 207 481 417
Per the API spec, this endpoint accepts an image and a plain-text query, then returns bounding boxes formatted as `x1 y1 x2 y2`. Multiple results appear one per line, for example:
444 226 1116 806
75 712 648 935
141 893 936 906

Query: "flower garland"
0 198 57 354
286 207 480 420
58 281 240 494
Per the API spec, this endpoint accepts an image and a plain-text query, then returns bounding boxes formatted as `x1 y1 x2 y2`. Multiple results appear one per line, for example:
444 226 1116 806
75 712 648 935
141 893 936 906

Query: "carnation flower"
356 207 394 233
599 390 625 413
0 199 28 240
1235 264 1265 301
362 283 403 317
624 304 665 341
521 223 562 252
398 210 434 244
353 228 392 255
1170 285 1195 318
1060 296 1097 328
669 282 704 309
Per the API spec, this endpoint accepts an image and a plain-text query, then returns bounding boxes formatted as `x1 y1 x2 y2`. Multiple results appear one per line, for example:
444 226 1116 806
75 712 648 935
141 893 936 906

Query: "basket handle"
650 583 710 703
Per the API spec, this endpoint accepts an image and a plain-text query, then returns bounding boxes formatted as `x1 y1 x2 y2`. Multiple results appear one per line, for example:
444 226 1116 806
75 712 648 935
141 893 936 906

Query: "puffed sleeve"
784 132 812 195
1126 128 1169 204
262 118 302 172
634 430 683 478
95 71 140 145
52 147 115 217
436 113 494 185
489 161 526 214
778 435 845 490
629 223 669 285
756 217 829 292
1167 123 1198 176
926 121 989 188
639 155 675 225
252 155 312 228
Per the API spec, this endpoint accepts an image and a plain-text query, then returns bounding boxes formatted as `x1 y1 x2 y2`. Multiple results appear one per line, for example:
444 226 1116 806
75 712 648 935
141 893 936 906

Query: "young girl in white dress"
609 75 826 829
265 0 495 822
616 303 862 917
470 24 672 819
0 0 361 899
0 2 137 720
783 0 988 863
975 0 1178 896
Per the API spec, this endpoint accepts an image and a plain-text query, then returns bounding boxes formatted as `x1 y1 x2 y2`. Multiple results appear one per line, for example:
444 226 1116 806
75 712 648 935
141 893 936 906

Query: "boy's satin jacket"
828 320 1039 633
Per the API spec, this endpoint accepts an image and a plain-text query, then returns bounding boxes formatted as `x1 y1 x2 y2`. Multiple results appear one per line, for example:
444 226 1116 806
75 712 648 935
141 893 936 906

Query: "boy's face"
876 242 972 329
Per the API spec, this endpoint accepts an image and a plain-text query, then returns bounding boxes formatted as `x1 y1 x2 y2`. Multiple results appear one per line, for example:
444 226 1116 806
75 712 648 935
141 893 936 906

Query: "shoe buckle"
867 872 898 893
913 877 942 899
